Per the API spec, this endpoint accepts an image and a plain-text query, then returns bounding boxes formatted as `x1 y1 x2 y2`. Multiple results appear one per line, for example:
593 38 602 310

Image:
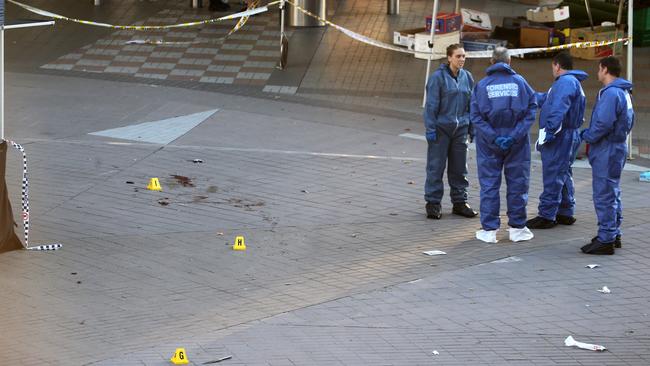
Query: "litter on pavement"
586 264 600 269
564 335 606 352
423 250 446 256
598 286 611 294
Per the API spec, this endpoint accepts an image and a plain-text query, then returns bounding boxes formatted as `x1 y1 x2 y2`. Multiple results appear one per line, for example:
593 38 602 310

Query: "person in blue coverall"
470 47 537 243
423 44 478 220
580 56 634 255
527 52 588 229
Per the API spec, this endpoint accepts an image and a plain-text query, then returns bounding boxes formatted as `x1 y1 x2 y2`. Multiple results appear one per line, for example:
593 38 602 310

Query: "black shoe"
615 235 622 249
556 215 576 225
452 202 477 218
426 202 442 220
526 216 557 229
581 237 615 255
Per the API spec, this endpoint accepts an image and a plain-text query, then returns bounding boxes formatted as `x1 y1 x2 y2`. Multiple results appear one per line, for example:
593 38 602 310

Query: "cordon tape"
4 139 62 251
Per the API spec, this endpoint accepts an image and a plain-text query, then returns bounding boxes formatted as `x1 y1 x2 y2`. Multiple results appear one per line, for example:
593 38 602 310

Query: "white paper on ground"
586 264 600 269
432 350 440 355
476 229 498 243
491 256 523 264
564 335 607 351
598 286 611 294
423 250 446 256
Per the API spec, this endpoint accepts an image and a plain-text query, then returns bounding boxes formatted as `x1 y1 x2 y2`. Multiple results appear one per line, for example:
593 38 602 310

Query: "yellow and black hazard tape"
286 0 631 59
8 0 280 30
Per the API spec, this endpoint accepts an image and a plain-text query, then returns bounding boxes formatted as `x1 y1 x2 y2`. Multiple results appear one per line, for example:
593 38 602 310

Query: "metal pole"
387 0 399 15
454 0 460 14
584 0 595 30
616 0 624 25
422 0 439 108
94 0 100 6
279 0 287 69
627 0 634 159
1 27 4 140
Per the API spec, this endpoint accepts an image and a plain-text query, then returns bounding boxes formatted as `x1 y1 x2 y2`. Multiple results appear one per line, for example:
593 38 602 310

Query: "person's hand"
426 130 437 142
544 131 556 143
579 129 587 141
495 136 514 151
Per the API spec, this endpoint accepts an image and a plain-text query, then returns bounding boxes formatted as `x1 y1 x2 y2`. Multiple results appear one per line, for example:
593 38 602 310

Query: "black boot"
581 237 615 255
452 202 477 218
426 202 442 220
615 234 622 249
526 216 557 229
556 215 576 225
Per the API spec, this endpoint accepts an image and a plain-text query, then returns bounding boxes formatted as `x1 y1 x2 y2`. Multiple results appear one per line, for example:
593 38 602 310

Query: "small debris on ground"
564 335 606 352
217 232 224 236
423 250 446 256
125 181 134 184
157 198 171 206
586 264 600 269
301 189 309 193
202 355 233 364
598 286 611 294
192 159 204 164
432 350 440 355
407 181 415 185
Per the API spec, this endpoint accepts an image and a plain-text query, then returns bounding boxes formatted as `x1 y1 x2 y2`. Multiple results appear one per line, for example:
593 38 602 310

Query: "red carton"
425 13 462 34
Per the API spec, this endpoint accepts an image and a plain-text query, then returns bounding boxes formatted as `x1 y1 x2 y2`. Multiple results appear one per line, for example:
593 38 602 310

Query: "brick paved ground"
1 72 649 365
1 1 649 365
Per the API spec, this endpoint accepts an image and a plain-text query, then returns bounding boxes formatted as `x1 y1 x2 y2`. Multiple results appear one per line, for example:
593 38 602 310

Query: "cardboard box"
414 31 461 60
493 26 521 48
518 0 562 6
460 8 492 32
570 26 623 60
462 38 508 51
425 13 462 33
460 31 491 41
393 27 425 49
526 6 570 23
520 26 551 47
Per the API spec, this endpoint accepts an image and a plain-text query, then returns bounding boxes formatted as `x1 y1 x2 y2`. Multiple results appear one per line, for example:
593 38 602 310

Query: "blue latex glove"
426 130 437 142
502 136 515 150
494 136 507 148
544 131 556 143
495 136 514 151
579 129 587 141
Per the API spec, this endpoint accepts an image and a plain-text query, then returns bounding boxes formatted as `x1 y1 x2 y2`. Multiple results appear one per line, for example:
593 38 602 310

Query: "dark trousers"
424 124 470 204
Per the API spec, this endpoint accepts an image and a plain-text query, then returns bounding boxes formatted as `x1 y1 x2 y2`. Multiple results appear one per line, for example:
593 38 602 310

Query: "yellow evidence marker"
170 348 189 365
147 177 162 191
233 236 246 251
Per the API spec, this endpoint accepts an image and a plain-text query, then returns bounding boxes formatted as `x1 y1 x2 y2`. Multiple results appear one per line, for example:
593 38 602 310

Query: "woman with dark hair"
423 44 477 220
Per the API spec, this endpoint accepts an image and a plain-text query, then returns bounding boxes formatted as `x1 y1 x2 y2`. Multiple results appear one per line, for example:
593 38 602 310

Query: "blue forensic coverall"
423 64 474 204
470 63 537 230
536 70 588 220
581 78 634 243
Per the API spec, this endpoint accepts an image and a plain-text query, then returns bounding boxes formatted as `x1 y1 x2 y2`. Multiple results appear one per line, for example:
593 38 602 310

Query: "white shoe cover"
508 227 534 242
476 229 498 243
